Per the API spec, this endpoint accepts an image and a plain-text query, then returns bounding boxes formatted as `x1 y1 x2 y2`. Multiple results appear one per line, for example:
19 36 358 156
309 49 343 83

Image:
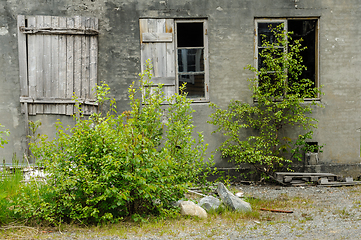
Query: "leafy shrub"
0 124 9 148
23 68 208 224
209 24 322 178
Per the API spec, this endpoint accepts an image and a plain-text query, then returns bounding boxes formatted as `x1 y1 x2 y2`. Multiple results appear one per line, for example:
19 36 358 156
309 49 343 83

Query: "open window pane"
179 74 205 98
177 22 204 47
177 48 204 73
288 20 317 88
176 20 207 100
255 18 318 99
258 22 283 47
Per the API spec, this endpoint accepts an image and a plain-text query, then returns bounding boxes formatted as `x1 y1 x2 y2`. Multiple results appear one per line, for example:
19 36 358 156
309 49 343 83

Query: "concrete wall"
0 0 360 177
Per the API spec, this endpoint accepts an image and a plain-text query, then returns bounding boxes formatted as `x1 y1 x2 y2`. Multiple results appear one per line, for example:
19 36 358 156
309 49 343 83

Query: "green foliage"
0 124 9 148
23 64 208 225
209 24 322 177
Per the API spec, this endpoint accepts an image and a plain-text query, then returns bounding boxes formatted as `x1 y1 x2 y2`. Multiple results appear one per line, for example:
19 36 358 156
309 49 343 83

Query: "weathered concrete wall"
0 0 360 177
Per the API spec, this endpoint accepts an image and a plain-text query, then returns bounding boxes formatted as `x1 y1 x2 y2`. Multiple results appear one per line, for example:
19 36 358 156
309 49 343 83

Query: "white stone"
180 201 207 218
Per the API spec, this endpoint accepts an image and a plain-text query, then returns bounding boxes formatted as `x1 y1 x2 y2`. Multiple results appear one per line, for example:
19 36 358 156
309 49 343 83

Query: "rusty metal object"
260 208 293 213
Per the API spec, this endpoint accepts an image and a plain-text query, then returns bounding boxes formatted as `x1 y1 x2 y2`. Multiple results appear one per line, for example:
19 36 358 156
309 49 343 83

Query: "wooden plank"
66 17 75 115
275 172 337 177
139 19 149 72
317 181 361 187
148 20 158 77
27 16 37 115
89 18 98 115
81 17 90 114
20 97 98 105
17 16 28 114
73 16 82 114
20 27 98 35
260 208 293 213
89 18 98 100
58 17 67 114
19 97 33 102
17 16 28 97
35 16 44 114
156 19 166 78
165 19 175 98
142 32 173 42
43 16 52 114
139 19 148 45
165 19 175 78
146 77 175 86
50 16 59 114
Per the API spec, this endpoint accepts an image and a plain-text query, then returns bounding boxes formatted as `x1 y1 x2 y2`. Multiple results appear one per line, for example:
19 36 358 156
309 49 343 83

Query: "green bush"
22 68 208 224
209 24 322 178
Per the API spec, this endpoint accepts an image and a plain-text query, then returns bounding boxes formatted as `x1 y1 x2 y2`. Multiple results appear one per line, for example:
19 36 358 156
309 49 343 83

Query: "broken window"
139 19 209 102
17 15 99 116
255 18 319 98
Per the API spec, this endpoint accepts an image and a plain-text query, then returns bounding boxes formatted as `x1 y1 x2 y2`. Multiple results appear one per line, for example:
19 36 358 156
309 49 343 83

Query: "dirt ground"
3 184 361 239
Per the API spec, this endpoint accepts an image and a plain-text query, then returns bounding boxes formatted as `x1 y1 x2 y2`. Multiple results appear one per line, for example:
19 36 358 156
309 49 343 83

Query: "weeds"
0 166 23 225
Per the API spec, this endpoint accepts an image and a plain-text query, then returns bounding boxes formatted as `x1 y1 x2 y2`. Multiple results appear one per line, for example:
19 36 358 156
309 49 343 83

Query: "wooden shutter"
18 15 98 115
139 19 175 99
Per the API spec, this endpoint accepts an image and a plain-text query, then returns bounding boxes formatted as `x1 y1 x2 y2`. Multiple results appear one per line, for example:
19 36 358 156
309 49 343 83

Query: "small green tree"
209 24 322 178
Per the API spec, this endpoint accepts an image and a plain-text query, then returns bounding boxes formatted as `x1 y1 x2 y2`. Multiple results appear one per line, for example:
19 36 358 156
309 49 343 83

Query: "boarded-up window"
139 19 209 102
17 15 98 115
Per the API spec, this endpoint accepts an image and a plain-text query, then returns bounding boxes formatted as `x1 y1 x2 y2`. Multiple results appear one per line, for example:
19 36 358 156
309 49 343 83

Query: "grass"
4 177 355 239
0 167 24 225
0 186 315 239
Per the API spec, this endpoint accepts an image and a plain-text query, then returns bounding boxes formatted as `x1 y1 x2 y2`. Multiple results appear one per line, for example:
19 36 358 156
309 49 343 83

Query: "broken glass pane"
177 22 204 47
179 74 205 98
178 49 204 73
258 22 283 47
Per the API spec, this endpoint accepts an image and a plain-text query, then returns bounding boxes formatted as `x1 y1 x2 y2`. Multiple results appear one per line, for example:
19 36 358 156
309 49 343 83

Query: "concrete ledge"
301 163 361 179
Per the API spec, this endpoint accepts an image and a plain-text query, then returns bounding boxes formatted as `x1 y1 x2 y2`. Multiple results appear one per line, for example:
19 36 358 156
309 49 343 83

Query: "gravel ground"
22 184 361 240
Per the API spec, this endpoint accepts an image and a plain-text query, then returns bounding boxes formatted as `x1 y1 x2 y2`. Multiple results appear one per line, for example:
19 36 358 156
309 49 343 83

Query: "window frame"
254 18 320 100
175 19 209 102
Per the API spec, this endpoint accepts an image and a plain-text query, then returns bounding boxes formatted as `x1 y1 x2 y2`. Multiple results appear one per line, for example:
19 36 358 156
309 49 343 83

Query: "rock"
198 196 221 211
217 182 252 212
180 201 207 218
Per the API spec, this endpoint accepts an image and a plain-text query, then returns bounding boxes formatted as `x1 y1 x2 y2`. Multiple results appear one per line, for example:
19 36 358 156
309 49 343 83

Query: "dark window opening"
256 19 318 98
258 22 283 47
288 20 317 90
176 22 205 98
177 22 203 47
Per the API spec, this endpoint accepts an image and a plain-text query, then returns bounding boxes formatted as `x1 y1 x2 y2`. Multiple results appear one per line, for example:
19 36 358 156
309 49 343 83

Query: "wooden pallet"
274 172 360 187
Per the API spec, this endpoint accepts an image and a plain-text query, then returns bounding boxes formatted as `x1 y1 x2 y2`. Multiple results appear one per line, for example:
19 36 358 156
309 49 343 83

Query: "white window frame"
175 19 209 102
